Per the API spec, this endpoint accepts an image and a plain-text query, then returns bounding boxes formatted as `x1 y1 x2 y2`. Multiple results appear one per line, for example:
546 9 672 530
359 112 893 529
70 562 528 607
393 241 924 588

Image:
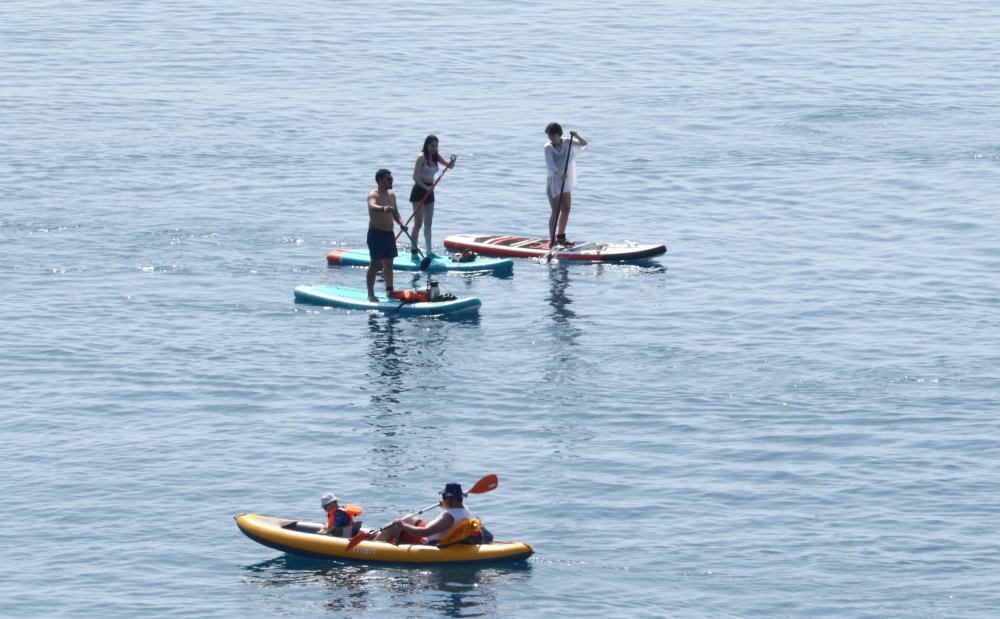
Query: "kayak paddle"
344 473 499 551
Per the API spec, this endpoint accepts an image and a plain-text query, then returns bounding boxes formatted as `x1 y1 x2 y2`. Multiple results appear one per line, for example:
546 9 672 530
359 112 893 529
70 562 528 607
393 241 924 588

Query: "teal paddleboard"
294 285 481 317
326 248 513 273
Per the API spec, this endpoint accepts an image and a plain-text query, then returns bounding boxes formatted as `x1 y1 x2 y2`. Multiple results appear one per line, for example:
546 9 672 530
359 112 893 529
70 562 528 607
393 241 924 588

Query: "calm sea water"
3 1 999 617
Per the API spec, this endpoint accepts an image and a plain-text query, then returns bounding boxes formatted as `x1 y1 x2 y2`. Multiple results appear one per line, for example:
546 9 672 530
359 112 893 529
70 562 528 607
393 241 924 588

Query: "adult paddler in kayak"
366 168 408 302
374 482 492 545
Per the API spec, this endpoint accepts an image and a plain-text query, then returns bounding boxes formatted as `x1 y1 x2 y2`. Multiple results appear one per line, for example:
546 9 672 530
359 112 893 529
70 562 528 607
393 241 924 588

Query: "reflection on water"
618 259 667 274
242 556 532 617
541 264 593 453
365 314 407 412
242 557 376 613
546 264 579 334
396 565 532 618
359 299 476 490
363 314 428 482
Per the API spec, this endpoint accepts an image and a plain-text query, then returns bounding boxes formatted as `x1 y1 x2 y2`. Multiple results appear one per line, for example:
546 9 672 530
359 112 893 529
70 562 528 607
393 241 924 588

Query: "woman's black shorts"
408 183 435 205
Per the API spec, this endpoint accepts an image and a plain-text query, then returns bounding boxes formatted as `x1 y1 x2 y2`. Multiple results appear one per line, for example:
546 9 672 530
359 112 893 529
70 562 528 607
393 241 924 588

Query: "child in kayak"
316 493 361 537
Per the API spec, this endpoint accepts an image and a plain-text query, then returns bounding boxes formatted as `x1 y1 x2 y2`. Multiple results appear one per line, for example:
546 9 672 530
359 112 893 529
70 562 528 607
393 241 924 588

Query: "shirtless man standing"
367 169 407 302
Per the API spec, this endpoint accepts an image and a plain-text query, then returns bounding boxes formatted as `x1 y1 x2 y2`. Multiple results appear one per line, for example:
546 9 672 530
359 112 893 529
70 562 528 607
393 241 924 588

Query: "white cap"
321 493 338 507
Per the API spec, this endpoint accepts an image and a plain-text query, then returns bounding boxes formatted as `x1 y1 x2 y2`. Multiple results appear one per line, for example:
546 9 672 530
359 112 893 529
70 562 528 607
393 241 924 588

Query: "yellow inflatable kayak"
235 513 534 565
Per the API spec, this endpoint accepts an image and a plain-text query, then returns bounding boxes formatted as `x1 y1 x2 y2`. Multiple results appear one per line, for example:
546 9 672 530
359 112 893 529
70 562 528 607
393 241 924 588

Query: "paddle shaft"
361 501 439 541
550 134 574 246
396 224 432 270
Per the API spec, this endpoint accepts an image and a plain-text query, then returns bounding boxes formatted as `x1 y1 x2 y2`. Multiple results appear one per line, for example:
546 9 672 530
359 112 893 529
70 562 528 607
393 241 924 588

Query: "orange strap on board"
389 290 429 303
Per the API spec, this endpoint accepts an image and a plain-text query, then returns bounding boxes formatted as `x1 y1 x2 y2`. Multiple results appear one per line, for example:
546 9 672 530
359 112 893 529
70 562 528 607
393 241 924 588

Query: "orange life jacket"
388 289 430 303
327 504 363 530
438 517 483 546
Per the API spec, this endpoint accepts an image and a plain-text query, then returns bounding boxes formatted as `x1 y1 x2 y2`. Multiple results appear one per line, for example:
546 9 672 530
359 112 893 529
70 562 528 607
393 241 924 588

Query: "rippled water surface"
3 1 999 617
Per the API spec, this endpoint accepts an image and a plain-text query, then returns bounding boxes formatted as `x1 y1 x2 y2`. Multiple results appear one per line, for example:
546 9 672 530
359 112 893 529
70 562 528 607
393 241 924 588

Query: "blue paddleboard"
327 248 513 273
294 285 481 317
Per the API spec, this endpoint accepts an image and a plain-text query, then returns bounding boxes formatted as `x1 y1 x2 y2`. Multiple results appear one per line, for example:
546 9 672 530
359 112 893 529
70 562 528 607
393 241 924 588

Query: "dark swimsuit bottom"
408 183 435 204
367 228 398 260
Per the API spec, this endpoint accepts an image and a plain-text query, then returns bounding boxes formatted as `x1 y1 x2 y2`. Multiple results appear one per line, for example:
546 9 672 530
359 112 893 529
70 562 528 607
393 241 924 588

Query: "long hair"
422 134 443 165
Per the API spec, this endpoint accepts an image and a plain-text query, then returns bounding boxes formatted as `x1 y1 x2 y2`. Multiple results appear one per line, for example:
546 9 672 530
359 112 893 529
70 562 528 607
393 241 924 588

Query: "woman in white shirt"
544 122 588 247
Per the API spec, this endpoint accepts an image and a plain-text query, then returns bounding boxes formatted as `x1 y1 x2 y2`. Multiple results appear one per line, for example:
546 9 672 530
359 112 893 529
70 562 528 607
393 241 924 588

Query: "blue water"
3 1 999 617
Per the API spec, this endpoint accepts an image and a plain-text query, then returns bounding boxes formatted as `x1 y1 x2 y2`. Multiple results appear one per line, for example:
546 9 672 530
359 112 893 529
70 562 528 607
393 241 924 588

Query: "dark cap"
439 483 466 498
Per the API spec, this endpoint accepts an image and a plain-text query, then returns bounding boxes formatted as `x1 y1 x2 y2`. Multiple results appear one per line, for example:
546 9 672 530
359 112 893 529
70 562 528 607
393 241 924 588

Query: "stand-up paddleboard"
444 234 666 262
326 248 513 274
294 285 480 317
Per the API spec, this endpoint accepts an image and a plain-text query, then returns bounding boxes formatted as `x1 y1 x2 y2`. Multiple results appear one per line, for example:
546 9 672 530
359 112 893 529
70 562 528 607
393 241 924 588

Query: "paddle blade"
420 256 432 270
345 530 374 551
468 473 499 494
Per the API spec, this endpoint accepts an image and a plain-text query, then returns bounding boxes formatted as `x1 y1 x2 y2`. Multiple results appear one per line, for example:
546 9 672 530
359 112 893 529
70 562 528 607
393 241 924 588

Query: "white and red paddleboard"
443 234 666 262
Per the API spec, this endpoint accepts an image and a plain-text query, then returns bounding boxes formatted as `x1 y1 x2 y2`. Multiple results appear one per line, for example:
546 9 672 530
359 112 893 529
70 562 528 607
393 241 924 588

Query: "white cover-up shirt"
544 138 587 198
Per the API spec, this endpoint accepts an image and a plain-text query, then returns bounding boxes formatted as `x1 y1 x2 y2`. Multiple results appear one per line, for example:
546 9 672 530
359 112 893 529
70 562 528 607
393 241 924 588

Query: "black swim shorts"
367 228 398 261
